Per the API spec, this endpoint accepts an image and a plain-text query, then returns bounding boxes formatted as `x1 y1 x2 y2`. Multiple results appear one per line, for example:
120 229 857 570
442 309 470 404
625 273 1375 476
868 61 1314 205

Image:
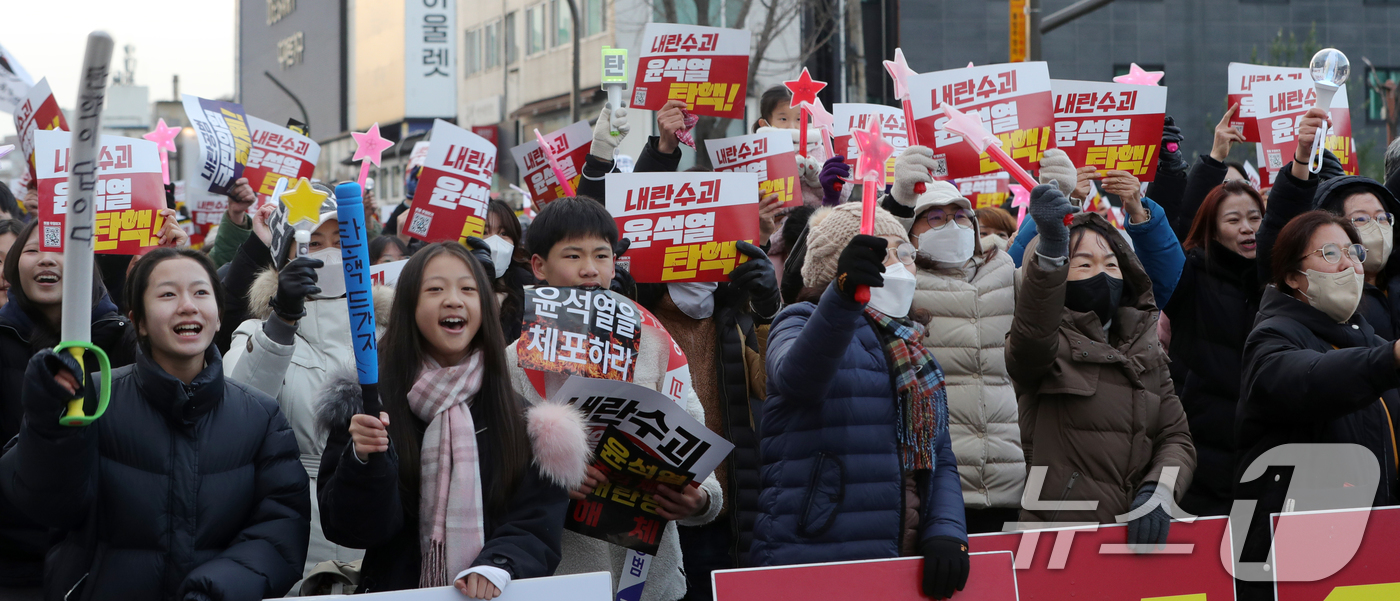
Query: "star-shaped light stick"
351 123 394 190
281 177 330 257
850 118 895 304
1010 184 1030 228
1113 63 1164 86
937 102 1039 191
883 48 921 147
534 128 576 198
800 97 836 160
143 118 181 185
784 68 827 158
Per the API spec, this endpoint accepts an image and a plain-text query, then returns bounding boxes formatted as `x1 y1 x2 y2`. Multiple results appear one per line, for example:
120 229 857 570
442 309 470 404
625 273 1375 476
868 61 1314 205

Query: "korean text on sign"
606 171 761 283
630 23 750 120
1250 80 1356 181
907 62 1055 180
12 77 68 181
1050 79 1168 181
405 0 456 117
705 130 802 209
519 287 643 383
833 103 909 183
954 172 1010 209
509 120 592 205
245 116 321 207
401 119 496 244
182 94 252 195
566 426 694 554
34 131 166 254
1227 63 1309 144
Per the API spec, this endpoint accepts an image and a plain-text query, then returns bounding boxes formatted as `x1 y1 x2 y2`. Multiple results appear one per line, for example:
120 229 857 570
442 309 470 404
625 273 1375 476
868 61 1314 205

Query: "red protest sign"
1228 63 1310 144
713 552 1018 601
185 187 227 249
908 62 1054 180
510 120 592 205
245 116 321 209
630 23 750 120
606 171 760 283
1251 80 1356 182
402 119 496 244
832 103 908 184
35 131 167 254
1051 79 1168 181
12 78 69 182
1274 506 1400 600
955 171 1010 208
706 130 801 208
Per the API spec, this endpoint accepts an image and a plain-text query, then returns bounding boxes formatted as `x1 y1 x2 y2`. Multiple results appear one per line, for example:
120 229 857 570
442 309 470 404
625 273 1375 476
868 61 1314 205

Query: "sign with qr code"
832 103 908 184
606 171 761 283
401 119 496 245
1050 79 1168 182
705 130 802 209
35 130 166 254
182 94 252 196
908 62 1055 180
509 120 592 206
12 77 68 182
630 23 750 120
566 424 695 555
1228 63 1310 144
244 116 320 209
1249 79 1356 182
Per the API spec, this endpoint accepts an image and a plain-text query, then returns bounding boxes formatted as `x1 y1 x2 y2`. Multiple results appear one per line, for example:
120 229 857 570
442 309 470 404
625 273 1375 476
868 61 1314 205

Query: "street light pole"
567 0 581 123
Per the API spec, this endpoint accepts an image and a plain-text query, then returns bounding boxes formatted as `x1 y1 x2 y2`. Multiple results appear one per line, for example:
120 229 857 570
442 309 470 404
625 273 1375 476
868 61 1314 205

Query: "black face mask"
1065 272 1124 326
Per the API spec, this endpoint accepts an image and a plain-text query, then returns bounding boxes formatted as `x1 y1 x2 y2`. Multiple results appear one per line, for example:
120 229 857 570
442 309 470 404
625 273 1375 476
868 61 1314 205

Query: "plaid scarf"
865 308 948 472
407 350 486 587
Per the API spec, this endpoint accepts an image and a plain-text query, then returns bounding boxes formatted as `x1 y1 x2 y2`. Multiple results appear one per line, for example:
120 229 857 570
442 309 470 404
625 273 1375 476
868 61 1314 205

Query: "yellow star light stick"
282 177 330 257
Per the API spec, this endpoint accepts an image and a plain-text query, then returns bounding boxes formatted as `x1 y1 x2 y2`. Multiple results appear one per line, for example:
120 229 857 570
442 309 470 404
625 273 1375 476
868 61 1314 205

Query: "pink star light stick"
800 98 837 160
1113 63 1165 86
851 118 895 304
143 118 181 185
1010 183 1030 228
534 128 576 198
351 123 394 190
937 102 1039 191
883 48 920 147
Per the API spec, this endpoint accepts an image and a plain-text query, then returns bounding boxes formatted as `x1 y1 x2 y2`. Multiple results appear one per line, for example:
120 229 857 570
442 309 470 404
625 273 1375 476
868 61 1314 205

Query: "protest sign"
370 258 409 287
955 171 1010 209
712 552 1018 601
908 62 1054 180
706 130 801 208
185 186 227 249
1228 63 1310 143
245 116 320 207
606 171 761 283
1051 79 1168 181
1250 80 1356 179
182 94 252 196
567 425 695 554
630 23 749 120
12 77 69 181
510 120 592 205
549 375 734 477
519 286 644 384
35 131 166 254
289 571 614 601
401 119 495 244
0 42 33 114
1272 506 1400 601
832 103 907 183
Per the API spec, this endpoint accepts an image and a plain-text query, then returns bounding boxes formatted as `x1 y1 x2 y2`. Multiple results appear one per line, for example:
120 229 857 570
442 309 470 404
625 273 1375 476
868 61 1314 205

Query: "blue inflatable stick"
335 182 382 415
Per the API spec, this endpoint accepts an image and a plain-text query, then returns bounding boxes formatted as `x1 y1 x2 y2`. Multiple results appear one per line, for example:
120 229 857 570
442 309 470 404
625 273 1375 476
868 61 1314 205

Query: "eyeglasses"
924 208 973 229
1351 213 1394 227
889 243 917 266
1302 243 1367 265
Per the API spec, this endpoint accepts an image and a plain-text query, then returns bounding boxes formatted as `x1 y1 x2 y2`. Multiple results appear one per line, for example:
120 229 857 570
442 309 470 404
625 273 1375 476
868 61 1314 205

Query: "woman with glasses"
1236 210 1398 601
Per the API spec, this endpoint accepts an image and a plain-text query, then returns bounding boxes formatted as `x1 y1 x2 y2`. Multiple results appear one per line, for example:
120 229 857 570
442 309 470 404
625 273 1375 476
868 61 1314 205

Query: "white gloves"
1038 148 1077 197
797 154 821 188
590 106 630 161
892 145 937 207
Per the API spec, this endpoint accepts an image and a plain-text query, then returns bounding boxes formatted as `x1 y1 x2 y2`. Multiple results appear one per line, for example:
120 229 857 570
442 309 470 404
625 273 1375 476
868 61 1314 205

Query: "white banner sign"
405 0 457 117
282 571 613 601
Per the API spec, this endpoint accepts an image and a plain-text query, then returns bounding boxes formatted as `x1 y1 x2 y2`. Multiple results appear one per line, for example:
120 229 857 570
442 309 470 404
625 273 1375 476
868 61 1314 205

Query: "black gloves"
271 256 322 322
1028 184 1077 259
1158 115 1187 176
1318 148 1345 181
833 234 888 303
921 536 971 600
23 349 85 427
464 236 495 279
729 241 781 318
614 235 632 258
1127 484 1171 553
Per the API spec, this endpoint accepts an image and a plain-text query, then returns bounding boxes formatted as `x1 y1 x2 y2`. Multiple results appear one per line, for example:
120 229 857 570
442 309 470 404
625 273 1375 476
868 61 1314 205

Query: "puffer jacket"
0 346 310 601
912 239 1024 510
1007 213 1196 525
752 283 966 567
222 268 394 575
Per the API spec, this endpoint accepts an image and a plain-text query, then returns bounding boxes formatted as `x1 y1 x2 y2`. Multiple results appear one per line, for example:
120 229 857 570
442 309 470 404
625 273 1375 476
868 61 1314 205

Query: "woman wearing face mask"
755 203 970 601
222 195 394 577
1160 181 1265 517
0 248 310 600
484 199 536 343
891 181 1026 535
1236 211 1399 601
1007 185 1195 551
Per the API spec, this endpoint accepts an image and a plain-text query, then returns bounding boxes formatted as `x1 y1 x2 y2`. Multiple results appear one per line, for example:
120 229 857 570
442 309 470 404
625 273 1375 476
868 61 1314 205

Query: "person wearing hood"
1006 184 1195 551
1161 180 1265 516
885 174 1026 535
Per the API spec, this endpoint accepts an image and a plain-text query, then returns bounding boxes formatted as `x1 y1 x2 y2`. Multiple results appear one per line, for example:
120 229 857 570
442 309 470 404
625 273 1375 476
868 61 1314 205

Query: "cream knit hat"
801 202 908 287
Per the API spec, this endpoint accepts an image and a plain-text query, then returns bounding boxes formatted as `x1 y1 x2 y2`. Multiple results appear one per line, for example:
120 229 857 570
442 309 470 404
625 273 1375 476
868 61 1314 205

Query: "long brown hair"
377 242 530 515
1183 180 1265 254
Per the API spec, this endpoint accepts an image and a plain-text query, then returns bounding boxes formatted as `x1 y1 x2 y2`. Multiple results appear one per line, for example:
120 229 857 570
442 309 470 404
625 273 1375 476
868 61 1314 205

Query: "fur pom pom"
526 402 591 490
315 365 364 436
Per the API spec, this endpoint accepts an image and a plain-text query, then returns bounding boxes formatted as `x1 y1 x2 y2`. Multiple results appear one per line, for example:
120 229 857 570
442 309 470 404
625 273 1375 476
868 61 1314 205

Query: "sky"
0 0 236 138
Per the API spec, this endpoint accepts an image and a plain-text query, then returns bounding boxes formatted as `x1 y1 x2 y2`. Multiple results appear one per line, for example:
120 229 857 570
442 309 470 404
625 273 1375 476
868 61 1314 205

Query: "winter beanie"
802 202 908 286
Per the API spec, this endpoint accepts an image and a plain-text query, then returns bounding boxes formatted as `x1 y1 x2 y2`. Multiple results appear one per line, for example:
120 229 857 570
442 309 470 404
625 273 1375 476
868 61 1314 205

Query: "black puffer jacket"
0 347 310 601
1163 244 1260 516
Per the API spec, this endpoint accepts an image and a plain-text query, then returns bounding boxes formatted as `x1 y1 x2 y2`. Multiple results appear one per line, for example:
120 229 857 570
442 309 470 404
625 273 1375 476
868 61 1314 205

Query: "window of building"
484 20 500 68
550 0 572 47
585 0 605 35
504 12 518 65
464 27 481 76
527 5 545 55
1367 68 1400 123
1112 64 1166 86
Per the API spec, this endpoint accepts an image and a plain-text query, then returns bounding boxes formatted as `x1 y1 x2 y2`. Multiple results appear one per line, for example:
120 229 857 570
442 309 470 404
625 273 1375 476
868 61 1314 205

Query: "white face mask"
1355 219 1393 275
668 282 718 320
867 262 916 318
307 247 346 299
1300 267 1364 323
981 234 1010 254
483 235 514 279
917 221 976 264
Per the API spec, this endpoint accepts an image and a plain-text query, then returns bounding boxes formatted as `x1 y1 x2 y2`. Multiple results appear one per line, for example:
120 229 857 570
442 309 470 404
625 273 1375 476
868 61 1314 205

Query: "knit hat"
802 202 908 286
910 180 971 224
